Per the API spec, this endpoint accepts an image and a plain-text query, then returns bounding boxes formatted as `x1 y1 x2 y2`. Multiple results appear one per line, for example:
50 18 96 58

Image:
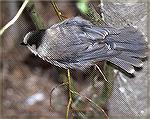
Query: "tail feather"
111 42 147 51
107 57 135 74
121 51 147 58
116 54 143 67
106 26 147 45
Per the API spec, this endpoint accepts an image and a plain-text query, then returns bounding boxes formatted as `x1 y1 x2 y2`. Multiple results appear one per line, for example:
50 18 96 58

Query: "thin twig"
66 69 72 119
66 96 72 119
0 0 30 35
70 90 109 119
51 0 64 21
95 64 109 82
49 82 68 111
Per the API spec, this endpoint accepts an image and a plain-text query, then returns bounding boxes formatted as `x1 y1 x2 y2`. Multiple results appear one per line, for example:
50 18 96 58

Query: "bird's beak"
20 42 27 46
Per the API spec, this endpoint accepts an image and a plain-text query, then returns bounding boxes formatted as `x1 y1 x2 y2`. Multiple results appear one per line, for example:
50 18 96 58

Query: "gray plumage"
22 17 147 74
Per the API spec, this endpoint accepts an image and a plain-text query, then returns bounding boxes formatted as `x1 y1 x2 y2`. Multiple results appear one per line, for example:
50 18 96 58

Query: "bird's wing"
49 27 121 69
43 21 121 69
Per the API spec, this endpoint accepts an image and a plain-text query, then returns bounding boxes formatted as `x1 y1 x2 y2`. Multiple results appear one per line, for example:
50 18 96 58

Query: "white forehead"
23 31 34 43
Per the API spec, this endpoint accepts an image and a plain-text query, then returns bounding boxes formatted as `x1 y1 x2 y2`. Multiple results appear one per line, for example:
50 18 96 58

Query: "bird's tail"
106 26 148 74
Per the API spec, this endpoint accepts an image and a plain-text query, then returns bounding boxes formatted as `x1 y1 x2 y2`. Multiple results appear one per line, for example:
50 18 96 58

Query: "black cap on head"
23 30 45 49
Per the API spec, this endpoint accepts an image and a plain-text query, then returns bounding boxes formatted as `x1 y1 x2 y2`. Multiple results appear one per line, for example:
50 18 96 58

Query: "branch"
66 69 73 119
0 0 30 36
51 0 64 21
26 1 45 30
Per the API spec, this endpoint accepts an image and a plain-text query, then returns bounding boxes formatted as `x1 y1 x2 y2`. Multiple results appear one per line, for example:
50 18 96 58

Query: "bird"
21 16 148 74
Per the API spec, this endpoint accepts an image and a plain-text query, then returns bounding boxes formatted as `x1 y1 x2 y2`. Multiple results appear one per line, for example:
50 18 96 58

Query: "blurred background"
0 0 149 119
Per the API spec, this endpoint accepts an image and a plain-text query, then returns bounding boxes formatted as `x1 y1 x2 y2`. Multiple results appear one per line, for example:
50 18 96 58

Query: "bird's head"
21 30 45 55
